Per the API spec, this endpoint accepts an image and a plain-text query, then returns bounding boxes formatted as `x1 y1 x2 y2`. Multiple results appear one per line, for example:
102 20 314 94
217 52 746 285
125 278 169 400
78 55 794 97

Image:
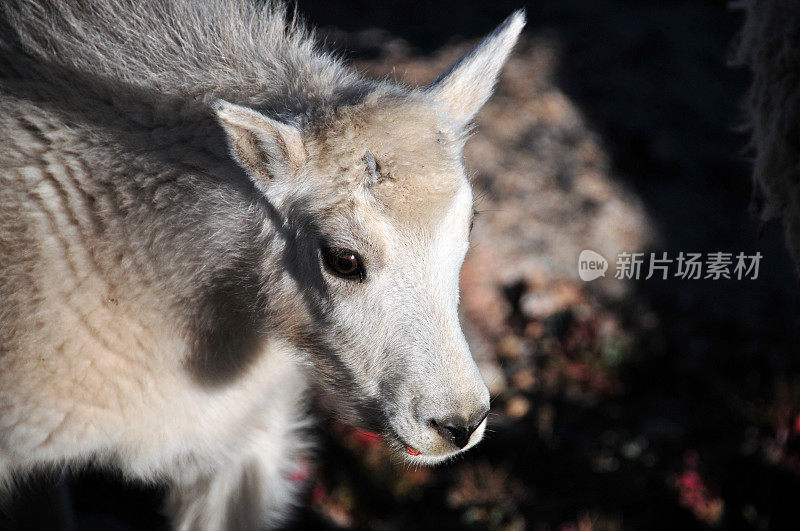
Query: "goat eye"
334 253 358 274
322 248 364 282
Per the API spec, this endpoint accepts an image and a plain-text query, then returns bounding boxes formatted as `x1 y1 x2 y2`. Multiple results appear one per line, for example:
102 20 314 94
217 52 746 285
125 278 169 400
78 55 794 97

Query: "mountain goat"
0 0 525 527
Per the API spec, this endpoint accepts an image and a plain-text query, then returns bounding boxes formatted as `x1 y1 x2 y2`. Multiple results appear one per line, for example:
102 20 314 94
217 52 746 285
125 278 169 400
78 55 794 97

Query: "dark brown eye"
322 248 364 282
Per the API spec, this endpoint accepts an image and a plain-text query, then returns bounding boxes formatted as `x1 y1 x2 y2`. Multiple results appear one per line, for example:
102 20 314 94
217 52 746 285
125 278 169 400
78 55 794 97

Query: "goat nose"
431 408 489 449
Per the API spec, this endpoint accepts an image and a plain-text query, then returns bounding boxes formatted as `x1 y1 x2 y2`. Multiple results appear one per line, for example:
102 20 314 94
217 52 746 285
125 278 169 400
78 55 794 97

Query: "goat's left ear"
214 100 306 189
426 9 525 129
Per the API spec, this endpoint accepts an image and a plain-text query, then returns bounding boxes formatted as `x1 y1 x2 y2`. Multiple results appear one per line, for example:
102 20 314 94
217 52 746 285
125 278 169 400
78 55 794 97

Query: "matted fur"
0 1 524 528
732 0 800 271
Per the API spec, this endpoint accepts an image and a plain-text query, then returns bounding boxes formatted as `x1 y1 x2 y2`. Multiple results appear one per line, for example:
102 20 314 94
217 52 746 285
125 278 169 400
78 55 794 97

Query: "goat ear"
426 10 525 129
214 100 305 187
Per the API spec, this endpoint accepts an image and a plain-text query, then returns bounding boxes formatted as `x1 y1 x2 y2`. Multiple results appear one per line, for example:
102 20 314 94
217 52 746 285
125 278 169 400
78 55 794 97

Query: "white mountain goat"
0 1 525 528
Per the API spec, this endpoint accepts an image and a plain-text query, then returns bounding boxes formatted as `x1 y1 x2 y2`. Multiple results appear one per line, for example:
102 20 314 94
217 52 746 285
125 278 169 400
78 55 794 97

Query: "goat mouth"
382 428 423 456
345 425 422 456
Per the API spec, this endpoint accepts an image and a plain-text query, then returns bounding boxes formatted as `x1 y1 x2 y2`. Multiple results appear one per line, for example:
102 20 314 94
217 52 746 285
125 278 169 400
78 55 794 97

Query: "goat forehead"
308 102 465 219
343 149 466 232
302 101 472 260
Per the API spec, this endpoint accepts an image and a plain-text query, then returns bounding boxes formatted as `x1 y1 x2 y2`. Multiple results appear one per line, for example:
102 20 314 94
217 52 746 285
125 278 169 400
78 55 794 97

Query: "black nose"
431 409 489 449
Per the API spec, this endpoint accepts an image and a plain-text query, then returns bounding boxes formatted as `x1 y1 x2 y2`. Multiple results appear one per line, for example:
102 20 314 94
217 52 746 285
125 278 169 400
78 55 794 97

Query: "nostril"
445 424 470 449
430 417 485 449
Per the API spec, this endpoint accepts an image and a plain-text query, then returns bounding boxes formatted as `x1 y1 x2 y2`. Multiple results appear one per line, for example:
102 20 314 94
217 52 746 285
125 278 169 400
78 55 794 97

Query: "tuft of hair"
731 0 800 272
0 0 376 111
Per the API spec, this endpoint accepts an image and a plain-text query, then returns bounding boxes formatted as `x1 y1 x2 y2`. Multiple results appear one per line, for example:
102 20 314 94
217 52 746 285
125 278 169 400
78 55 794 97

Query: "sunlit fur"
0 1 524 527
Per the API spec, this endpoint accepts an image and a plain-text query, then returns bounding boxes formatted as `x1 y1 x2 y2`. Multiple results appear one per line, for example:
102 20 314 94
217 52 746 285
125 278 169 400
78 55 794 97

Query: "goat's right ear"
214 100 306 187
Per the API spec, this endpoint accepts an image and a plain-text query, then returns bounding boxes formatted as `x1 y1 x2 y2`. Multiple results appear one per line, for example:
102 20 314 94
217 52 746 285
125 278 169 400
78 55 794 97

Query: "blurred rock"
511 368 536 391
506 396 531 419
519 283 583 321
496 334 531 360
